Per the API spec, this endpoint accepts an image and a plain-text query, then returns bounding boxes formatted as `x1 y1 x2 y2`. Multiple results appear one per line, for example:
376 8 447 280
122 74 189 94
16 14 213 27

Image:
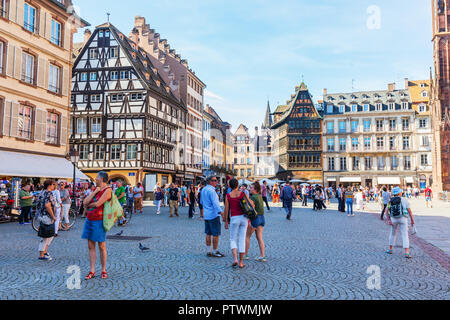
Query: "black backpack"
389 197 403 217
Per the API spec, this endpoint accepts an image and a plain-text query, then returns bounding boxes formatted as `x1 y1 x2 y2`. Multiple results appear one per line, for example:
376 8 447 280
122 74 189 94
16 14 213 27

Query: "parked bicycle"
31 203 77 232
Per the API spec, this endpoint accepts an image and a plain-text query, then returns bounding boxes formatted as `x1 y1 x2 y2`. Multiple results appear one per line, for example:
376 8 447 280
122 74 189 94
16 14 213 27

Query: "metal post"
73 163 76 205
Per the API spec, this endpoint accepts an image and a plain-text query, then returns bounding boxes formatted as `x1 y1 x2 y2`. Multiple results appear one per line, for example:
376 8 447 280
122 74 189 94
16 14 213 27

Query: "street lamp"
69 149 80 207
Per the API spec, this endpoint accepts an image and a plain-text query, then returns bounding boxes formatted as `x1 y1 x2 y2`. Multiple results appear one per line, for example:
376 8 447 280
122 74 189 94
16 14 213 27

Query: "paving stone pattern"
0 204 448 300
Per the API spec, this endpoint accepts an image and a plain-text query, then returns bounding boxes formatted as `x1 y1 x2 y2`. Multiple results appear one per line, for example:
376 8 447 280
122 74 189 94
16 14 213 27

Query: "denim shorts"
250 215 265 229
82 219 106 243
204 216 221 236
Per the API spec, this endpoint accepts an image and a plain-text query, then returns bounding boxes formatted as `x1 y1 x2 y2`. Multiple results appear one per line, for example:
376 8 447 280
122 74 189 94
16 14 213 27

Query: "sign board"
145 174 157 193
129 173 136 177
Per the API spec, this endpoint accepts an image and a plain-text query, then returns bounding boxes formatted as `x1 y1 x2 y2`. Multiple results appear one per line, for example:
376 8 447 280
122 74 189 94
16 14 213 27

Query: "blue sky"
73 0 433 135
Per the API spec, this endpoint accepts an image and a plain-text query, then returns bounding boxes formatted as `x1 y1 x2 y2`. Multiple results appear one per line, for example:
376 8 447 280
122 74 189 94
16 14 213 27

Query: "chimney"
404 78 409 89
134 15 146 29
388 83 396 92
323 88 327 96
84 29 92 44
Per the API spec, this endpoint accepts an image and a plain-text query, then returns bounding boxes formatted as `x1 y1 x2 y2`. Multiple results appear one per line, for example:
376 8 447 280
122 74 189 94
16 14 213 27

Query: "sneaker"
24 222 31 225
44 253 52 259
256 256 267 262
212 251 225 258
206 252 213 257
244 255 249 260
38 256 52 261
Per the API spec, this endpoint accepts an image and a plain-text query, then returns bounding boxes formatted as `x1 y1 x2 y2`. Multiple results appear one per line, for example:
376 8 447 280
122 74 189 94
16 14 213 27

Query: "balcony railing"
288 163 322 169
288 145 322 151
288 128 321 134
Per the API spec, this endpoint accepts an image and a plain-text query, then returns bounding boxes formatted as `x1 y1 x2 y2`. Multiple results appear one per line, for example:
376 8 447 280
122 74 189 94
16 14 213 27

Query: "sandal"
85 272 95 280
405 253 412 259
232 262 238 268
239 264 246 269
385 249 393 255
101 271 108 279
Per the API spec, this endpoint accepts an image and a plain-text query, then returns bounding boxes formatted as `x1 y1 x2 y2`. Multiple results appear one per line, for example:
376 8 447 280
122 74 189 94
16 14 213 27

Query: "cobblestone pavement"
0 202 448 300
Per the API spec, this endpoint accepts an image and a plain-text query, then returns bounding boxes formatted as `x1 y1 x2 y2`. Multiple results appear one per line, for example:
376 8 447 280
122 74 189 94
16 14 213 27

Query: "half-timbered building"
271 82 324 182
70 23 185 187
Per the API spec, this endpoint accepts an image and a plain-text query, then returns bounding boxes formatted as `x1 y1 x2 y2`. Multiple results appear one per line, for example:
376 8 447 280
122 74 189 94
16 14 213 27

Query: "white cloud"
204 89 225 101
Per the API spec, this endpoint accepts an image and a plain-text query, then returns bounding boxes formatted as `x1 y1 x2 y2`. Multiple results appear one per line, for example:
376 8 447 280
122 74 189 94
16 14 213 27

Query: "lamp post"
69 149 80 206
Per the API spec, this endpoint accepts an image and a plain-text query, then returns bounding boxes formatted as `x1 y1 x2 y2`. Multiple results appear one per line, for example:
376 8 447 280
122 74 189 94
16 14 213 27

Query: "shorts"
426 197 431 201
82 219 107 243
204 216 221 237
250 215 265 229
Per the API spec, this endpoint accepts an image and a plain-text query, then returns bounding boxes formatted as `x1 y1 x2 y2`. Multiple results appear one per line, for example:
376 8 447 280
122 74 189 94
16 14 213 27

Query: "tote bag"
103 192 124 232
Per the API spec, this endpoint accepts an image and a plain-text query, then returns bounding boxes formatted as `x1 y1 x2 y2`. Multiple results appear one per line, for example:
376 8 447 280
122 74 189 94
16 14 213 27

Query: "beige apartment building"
233 124 254 180
0 0 88 180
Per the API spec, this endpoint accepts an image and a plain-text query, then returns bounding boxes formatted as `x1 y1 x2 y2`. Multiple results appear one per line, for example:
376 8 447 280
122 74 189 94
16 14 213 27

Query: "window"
422 136 429 146
89 48 99 59
363 120 371 132
352 157 360 170
352 138 359 150
351 120 358 133
130 93 143 101
45 112 59 144
247 169 252 177
402 136 410 150
48 64 61 94
421 154 428 166
340 157 347 171
339 105 345 113
404 156 411 170
419 104 426 113
79 145 89 160
83 95 89 102
364 157 372 170
1 0 9 18
402 102 409 110
327 122 334 134
419 119 427 128
389 119 396 131
109 144 120 160
89 72 97 81
388 103 395 111
339 138 346 151
110 71 119 80
0 97 3 133
127 145 137 160
18 105 33 140
240 169 244 177
378 156 385 170
389 136 396 150
77 118 87 134
0 40 5 75
24 3 36 33
376 137 384 150
421 91 428 98
402 118 410 131
363 104 369 112
376 120 384 131
351 104 357 112
364 137 371 150
80 73 88 81
327 138 335 151
339 121 346 133
391 156 398 170
91 118 101 134
91 94 101 102
21 52 35 84
110 47 118 58
376 103 382 111
94 145 105 160
328 158 335 171
120 71 129 79
327 104 333 114
51 19 61 46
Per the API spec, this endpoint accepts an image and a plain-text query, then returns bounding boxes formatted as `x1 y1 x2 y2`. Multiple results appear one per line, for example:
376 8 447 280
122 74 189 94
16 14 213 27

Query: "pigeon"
139 243 150 252
115 230 124 236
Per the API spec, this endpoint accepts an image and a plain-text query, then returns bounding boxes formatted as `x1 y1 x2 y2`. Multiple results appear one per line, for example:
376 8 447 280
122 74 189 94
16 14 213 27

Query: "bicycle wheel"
124 205 132 223
68 208 77 229
32 214 40 232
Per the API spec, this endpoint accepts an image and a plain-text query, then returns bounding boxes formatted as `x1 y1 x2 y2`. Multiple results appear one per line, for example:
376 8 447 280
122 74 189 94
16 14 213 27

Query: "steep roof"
407 80 430 104
234 124 249 136
271 82 322 129
73 23 181 107
264 101 273 128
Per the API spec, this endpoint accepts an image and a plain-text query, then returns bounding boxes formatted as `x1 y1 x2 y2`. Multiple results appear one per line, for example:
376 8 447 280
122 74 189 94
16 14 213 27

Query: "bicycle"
31 204 77 232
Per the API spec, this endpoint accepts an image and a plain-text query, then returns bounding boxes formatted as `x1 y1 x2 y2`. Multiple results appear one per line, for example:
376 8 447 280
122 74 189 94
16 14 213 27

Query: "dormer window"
420 83 426 88
389 103 395 111
421 91 428 97
351 104 357 112
402 102 409 110
339 105 345 113
419 104 426 113
363 104 369 112
326 104 333 114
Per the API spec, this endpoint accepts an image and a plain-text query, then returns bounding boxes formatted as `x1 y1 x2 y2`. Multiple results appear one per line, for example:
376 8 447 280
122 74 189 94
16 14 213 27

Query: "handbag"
103 191 124 232
239 192 258 220
38 222 55 238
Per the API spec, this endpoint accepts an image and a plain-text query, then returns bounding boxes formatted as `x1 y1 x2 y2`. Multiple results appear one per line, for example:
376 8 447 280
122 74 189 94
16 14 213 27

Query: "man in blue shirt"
281 180 295 220
200 176 225 258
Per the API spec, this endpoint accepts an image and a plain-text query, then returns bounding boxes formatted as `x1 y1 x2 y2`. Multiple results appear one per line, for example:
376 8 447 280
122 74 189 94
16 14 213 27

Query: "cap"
392 187 402 196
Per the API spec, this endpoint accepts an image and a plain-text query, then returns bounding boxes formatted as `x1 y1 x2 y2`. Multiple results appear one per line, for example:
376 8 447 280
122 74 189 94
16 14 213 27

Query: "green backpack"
103 191 124 232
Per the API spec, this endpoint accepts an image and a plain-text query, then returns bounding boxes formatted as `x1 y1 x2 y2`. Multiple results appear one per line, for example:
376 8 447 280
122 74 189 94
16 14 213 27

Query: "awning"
377 177 401 185
0 151 90 180
405 177 414 183
340 177 361 183
327 178 337 182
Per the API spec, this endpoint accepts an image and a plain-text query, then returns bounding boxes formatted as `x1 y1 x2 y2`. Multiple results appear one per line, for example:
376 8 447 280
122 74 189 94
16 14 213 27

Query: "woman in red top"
224 178 253 268
82 171 112 280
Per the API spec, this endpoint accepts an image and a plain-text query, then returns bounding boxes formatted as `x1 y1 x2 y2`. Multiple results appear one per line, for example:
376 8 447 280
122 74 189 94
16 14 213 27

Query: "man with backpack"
424 186 433 208
384 187 416 259
280 180 295 220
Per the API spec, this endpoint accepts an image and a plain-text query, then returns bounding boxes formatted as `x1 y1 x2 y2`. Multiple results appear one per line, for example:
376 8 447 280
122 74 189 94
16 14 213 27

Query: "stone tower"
431 0 450 192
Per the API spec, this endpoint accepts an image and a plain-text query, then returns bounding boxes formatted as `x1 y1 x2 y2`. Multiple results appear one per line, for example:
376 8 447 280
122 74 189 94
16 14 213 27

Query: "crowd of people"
0 175 435 278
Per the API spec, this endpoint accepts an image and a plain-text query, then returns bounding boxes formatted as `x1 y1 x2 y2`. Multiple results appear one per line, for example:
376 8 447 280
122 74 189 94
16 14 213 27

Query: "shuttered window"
46 112 59 145
48 64 61 93
18 105 33 140
21 52 35 84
